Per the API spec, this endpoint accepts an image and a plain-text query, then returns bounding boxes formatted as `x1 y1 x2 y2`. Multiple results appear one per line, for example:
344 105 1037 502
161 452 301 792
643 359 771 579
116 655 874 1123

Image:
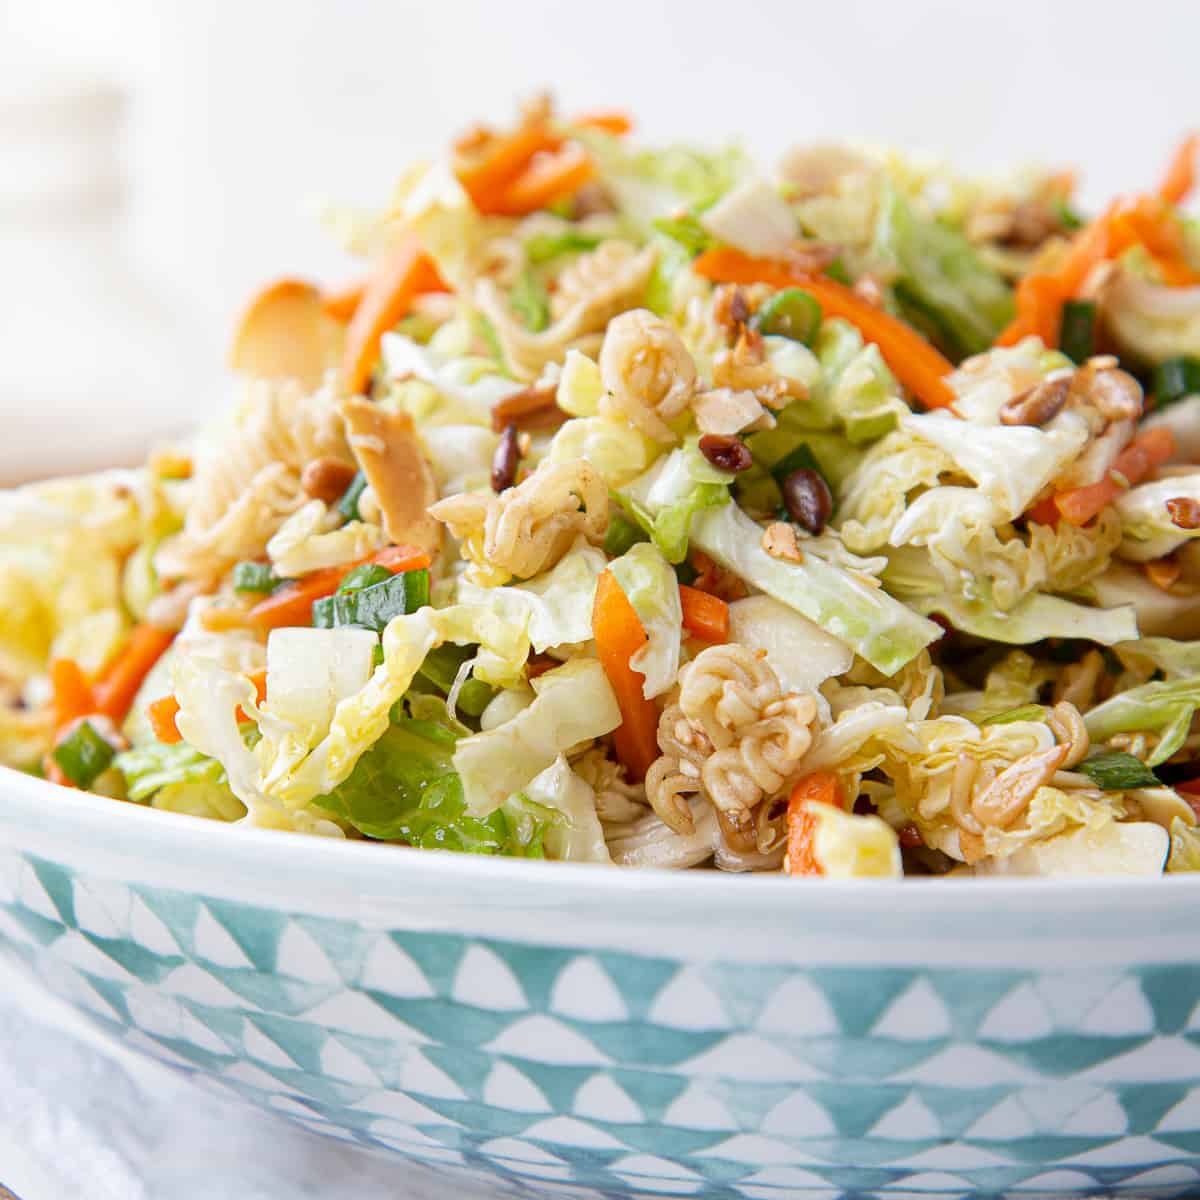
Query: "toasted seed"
491 424 521 493
781 468 833 534
698 433 753 472
1167 496 1200 530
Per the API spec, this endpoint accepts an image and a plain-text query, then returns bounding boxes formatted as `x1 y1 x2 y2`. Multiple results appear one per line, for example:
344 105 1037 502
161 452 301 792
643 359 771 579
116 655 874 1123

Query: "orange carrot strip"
785 771 843 877
246 545 431 633
147 696 183 745
343 238 446 395
1145 559 1182 592
372 544 433 573
321 279 367 323
93 625 176 724
571 109 633 136
232 668 270 724
1160 132 1200 206
999 181 1200 347
1026 495 1061 526
455 123 562 211
50 659 96 731
678 585 730 643
1054 426 1176 527
693 247 958 411
487 142 596 217
593 569 660 781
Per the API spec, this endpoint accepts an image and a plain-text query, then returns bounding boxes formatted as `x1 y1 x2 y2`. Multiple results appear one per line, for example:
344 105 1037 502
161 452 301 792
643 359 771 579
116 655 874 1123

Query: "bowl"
3 766 1200 1199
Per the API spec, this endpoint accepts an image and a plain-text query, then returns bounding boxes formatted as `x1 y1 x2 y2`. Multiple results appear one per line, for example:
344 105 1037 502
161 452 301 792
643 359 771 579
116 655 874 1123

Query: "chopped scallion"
312 568 430 631
52 721 116 788
336 472 368 521
232 561 281 594
1059 300 1096 364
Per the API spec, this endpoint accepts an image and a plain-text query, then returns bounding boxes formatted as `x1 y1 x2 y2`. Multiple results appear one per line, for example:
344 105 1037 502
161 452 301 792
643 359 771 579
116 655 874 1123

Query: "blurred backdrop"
0 0 1195 479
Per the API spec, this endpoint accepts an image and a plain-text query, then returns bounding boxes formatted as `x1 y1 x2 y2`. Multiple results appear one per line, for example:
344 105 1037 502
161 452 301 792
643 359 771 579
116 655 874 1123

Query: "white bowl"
3 764 1200 1199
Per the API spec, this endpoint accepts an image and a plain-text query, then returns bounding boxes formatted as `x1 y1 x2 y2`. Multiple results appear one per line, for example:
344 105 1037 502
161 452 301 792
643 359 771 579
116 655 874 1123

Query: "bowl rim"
2 761 1196 916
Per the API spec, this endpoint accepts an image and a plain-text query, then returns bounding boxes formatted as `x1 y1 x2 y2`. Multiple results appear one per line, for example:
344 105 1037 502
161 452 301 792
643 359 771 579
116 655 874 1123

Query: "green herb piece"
510 267 551 332
751 288 822 344
52 721 116 788
524 229 604 263
651 213 711 256
336 472 368 521
1076 751 1161 790
604 511 650 558
312 569 430 631
1054 198 1084 232
337 563 392 595
825 257 852 285
231 561 281 594
1152 357 1200 410
1059 300 1096 364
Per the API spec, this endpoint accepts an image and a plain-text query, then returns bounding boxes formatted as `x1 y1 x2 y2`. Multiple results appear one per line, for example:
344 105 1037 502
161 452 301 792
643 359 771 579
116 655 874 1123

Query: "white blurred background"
0 0 1196 479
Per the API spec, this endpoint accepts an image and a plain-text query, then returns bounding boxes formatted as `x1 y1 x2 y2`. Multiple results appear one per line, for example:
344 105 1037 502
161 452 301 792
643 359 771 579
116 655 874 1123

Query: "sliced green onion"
232 561 281 594
312 568 430 631
524 230 603 264
673 559 700 587
510 267 550 332
337 563 392 595
1152 357 1200 410
825 258 852 286
336 472 368 521
1059 300 1096 364
52 721 116 788
1076 751 1160 791
604 512 650 558
651 213 711 256
980 704 1047 726
751 288 822 344
1054 198 1084 232
767 442 823 488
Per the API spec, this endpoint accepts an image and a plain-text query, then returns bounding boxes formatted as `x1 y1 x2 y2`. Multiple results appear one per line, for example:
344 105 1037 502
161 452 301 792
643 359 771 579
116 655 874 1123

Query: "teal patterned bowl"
3 767 1200 1199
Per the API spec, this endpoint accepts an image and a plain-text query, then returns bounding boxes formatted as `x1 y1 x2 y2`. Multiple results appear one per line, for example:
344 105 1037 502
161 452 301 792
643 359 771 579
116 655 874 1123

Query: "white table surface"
0 959 496 1200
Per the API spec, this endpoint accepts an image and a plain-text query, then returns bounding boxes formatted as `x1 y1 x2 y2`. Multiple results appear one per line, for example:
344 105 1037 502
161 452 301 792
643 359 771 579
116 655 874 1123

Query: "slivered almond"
229 278 343 391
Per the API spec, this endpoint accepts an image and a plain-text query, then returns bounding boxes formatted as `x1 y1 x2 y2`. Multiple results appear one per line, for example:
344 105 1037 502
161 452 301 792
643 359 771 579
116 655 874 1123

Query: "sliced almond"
229 278 343 391
340 398 441 556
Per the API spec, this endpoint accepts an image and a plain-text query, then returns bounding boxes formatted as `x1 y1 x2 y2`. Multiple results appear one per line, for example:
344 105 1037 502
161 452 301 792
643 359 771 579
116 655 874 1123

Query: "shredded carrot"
342 237 446 395
571 109 633 136
233 668 269 724
455 122 562 212
692 247 958 411
321 279 367 323
246 545 430 633
372 544 433 573
678 585 730 643
1025 495 1061 526
147 695 183 745
488 141 596 217
50 659 96 732
999 151 1200 347
1144 558 1182 592
93 625 176 725
592 569 660 780
1160 132 1200 206
785 771 843 877
1053 426 1176 527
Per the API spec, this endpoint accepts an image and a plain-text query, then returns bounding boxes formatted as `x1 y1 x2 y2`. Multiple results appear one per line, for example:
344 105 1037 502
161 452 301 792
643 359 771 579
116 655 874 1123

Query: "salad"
5 98 1200 879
